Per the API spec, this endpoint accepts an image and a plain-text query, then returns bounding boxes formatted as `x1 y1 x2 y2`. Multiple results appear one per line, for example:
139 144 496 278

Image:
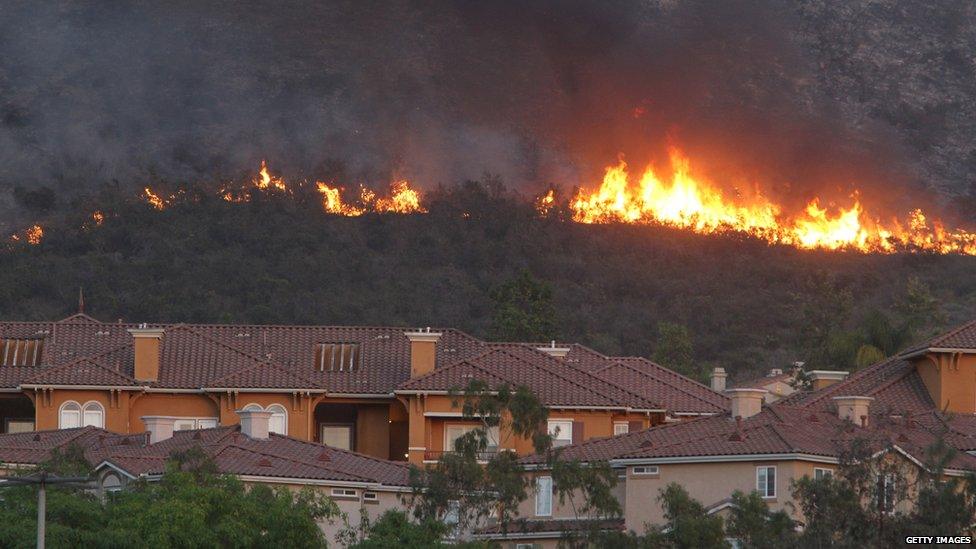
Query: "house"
0 315 726 464
0 410 411 544
494 320 976 545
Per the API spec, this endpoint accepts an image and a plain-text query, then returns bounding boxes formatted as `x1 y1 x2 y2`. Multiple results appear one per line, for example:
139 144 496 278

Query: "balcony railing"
423 449 500 462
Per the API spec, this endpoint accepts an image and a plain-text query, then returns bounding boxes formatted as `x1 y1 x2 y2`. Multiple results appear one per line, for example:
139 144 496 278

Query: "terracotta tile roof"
597 357 728 414
902 319 976 355
397 346 662 410
782 357 935 414
203 359 319 390
95 426 410 486
732 370 796 390
21 357 137 387
0 425 122 466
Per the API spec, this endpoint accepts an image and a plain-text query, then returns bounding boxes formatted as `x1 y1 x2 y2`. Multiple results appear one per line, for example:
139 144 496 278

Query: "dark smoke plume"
0 0 969 221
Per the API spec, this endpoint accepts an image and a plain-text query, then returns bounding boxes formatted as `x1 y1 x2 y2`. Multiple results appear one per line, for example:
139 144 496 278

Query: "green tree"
652 322 702 382
725 490 796 548
646 483 728 549
488 269 557 342
406 380 621 544
345 510 459 548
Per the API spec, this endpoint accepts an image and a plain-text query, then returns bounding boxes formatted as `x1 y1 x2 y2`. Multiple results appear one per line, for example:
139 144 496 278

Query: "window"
241 404 286 435
331 488 357 498
614 422 631 435
757 466 776 499
102 473 122 493
814 468 833 480
59 401 81 428
1 338 43 366
632 466 659 476
535 476 553 516
314 343 360 372
82 401 104 428
445 424 499 453
445 500 460 539
879 473 897 514
548 420 573 447
515 545 536 549
4 419 34 433
173 418 219 431
321 424 354 450
363 492 378 502
266 404 287 435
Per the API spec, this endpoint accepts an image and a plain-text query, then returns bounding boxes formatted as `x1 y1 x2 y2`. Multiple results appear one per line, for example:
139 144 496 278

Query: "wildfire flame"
10 224 45 245
143 187 167 211
564 148 976 254
92 211 105 226
254 160 287 192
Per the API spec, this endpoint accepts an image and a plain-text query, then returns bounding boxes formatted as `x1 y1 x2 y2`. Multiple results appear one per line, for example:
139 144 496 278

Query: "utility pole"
0 471 92 549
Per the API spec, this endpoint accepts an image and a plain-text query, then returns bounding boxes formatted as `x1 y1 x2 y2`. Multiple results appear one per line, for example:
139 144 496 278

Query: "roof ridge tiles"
210 441 377 482
22 356 138 386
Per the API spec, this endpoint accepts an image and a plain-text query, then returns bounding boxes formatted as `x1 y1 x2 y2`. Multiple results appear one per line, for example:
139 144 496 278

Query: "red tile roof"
0 425 135 466
903 319 976 355
21 357 137 387
396 346 663 411
597 357 728 414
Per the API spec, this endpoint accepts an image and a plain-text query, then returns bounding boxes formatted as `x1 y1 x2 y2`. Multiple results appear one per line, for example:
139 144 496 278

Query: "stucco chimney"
808 370 849 390
128 325 165 382
405 328 442 378
536 340 571 359
141 416 176 443
833 396 874 427
725 388 767 419
710 367 727 392
237 409 273 439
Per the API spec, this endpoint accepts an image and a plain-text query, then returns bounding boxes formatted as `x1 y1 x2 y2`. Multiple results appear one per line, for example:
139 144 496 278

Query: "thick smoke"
0 0 958 219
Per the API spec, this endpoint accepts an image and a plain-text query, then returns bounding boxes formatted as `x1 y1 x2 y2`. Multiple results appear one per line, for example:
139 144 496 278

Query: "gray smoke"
0 0 970 220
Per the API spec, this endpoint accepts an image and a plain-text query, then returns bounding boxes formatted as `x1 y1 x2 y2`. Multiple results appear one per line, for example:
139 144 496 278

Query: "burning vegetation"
562 148 976 255
7 154 976 255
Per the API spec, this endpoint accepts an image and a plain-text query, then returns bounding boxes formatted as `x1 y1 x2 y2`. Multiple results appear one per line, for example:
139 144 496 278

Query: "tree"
647 483 728 549
488 269 557 342
405 380 621 544
725 490 796 548
652 322 701 382
344 510 455 548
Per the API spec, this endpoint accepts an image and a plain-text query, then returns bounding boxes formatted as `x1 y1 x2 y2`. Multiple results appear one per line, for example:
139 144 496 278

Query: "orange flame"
254 160 287 192
92 211 105 226
535 188 556 216
143 187 167 210
316 182 366 216
374 180 426 213
568 148 976 254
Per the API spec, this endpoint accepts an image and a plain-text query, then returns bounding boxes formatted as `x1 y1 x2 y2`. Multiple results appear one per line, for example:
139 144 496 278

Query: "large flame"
565 148 976 254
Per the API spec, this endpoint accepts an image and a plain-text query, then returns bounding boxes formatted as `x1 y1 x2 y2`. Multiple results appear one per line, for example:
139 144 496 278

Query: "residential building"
0 315 726 464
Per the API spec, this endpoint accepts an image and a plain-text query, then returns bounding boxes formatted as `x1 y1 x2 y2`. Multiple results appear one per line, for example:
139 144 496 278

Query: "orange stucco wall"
404 394 655 465
915 352 976 413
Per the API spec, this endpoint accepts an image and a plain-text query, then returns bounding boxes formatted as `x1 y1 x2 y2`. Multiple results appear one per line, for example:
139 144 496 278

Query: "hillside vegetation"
1 180 973 383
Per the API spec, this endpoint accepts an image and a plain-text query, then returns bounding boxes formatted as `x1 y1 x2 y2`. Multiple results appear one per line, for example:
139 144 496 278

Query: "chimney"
128 325 165 382
405 328 442 378
141 416 176 443
710 367 727 392
725 388 767 419
808 370 849 390
833 396 873 427
237 409 273 439
536 340 571 359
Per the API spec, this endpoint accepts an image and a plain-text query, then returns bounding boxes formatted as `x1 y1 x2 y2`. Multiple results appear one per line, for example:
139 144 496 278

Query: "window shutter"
572 421 584 444
628 420 644 432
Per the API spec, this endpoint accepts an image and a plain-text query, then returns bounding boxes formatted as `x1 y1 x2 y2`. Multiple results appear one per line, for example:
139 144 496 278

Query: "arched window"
102 473 122 493
59 401 81 428
82 401 105 428
242 403 263 412
266 404 287 435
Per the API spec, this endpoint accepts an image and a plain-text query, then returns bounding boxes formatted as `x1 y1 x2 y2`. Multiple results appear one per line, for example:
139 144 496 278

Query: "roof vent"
317 450 331 461
257 458 273 467
120 437 131 445
535 340 571 359
32 434 41 441
192 432 203 440
639 439 653 449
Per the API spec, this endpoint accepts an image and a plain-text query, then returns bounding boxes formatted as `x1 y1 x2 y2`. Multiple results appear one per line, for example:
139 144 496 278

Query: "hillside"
2 182 973 383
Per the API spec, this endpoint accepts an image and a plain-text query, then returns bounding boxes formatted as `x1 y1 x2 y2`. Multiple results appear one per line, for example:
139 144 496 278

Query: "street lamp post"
0 471 93 549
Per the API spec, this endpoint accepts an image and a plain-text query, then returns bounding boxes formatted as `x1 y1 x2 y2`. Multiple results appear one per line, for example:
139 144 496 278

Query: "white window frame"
173 417 219 431
362 491 378 501
444 423 500 453
81 401 105 428
321 424 354 450
632 465 659 476
516 545 536 549
242 403 287 435
613 422 630 436
547 419 573 447
266 404 287 435
59 401 82 429
331 488 357 498
814 467 833 480
879 473 897 514
535 476 553 516
101 473 123 493
756 466 776 499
